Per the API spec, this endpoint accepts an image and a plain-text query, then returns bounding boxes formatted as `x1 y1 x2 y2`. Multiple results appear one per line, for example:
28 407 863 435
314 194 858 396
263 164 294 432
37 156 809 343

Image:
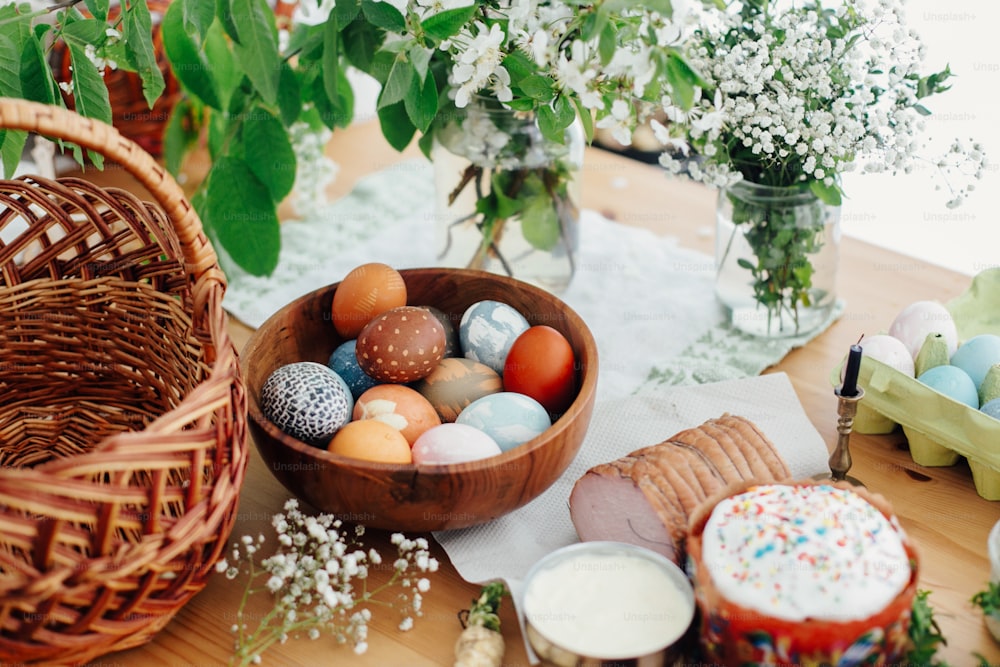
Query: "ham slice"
569 414 791 565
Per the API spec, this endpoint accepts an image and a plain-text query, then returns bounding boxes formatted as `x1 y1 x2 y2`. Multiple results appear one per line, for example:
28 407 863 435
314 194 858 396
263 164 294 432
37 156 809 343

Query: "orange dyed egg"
331 263 408 339
327 419 412 464
353 384 441 445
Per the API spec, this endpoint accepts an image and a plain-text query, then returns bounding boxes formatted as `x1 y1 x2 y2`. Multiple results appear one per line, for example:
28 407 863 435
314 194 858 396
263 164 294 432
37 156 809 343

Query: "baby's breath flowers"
652 0 985 335
216 499 438 666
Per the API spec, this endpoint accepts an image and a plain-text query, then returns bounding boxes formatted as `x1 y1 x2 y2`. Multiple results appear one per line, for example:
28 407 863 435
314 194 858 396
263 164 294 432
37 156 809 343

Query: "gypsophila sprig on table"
216 499 439 666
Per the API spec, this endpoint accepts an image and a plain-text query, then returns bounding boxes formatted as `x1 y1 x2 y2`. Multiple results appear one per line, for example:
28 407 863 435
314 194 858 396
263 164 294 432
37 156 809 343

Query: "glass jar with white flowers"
431 95 585 293
652 0 985 338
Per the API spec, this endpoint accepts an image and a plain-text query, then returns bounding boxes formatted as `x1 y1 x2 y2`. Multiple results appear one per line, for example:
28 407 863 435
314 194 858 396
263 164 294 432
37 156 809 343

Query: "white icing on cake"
700 484 911 622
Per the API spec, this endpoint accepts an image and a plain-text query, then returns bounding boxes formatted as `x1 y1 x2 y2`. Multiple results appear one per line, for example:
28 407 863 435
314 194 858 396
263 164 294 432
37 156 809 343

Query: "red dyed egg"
503 325 576 415
355 306 446 383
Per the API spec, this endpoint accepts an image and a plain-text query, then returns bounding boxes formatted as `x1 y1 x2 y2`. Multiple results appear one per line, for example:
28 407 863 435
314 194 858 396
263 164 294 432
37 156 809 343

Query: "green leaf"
216 0 241 42
203 19 241 110
361 0 405 32
67 41 112 125
0 34 23 98
334 0 361 27
85 0 110 22
204 156 281 276
180 0 216 44
242 107 296 201
403 67 437 133
230 0 280 106
162 98 198 176
664 52 698 110
408 44 432 82
61 19 106 45
342 19 382 73
421 4 477 41
378 55 413 108
598 21 616 66
0 129 27 178
538 96 574 144
124 0 166 108
570 96 594 143
521 192 560 251
377 100 415 151
161 0 223 108
519 74 555 102
322 11 340 110
19 35 58 105
809 179 842 206
503 50 536 82
277 60 302 126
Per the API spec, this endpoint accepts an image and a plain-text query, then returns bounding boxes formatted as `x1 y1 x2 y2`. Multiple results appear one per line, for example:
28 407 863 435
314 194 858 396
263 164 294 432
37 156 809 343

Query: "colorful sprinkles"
701 484 911 622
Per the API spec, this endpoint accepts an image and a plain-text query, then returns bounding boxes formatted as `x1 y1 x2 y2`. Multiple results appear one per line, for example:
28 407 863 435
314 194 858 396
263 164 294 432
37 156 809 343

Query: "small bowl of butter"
521 541 695 665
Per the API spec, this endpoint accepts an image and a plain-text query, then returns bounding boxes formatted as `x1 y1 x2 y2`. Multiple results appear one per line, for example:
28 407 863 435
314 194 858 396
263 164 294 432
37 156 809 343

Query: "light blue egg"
917 364 979 409
459 300 529 375
327 339 379 400
951 334 1000 389
981 398 1000 421
456 392 551 452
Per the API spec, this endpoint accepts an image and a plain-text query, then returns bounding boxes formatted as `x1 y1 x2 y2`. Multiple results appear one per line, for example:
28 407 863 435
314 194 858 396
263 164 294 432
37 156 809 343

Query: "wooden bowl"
242 268 599 531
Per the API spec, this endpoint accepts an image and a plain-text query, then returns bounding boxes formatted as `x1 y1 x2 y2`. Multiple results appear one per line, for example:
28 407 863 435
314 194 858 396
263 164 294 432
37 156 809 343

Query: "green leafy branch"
0 0 164 174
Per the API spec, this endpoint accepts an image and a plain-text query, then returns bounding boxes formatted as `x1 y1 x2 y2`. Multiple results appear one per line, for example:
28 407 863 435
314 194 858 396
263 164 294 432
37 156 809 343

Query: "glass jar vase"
715 180 841 338
430 97 585 293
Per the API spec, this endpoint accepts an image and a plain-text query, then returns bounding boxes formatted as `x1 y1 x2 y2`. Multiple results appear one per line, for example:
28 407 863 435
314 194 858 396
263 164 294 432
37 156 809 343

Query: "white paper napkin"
432 372 831 662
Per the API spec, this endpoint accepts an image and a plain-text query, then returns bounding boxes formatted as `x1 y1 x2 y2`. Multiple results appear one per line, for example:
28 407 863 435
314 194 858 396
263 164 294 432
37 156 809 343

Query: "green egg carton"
830 267 1000 500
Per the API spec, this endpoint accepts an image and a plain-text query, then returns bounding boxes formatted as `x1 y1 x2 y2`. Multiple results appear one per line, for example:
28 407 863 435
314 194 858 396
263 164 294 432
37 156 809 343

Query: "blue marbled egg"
327 339 379 400
459 300 529 374
456 392 551 452
261 361 352 446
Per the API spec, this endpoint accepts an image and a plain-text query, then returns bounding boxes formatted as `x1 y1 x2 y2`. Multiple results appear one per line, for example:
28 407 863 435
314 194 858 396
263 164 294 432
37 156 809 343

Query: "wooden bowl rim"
242 267 599 474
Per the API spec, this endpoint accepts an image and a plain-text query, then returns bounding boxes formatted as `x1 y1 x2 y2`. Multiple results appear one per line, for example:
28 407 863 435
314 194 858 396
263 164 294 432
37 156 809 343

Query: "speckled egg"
459 300 530 374
426 305 462 357
260 361 352 446
455 392 551 452
328 339 380 399
353 384 441 445
411 423 503 465
331 262 408 338
355 306 447 383
413 357 503 422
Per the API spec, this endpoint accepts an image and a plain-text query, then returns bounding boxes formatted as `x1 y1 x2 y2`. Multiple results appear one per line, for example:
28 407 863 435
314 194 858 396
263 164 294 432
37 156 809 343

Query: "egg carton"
833 268 1000 500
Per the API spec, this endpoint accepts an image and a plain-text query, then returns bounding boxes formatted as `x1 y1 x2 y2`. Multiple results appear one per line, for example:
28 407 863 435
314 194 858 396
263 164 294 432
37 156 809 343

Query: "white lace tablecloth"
222 158 843 403
222 158 842 660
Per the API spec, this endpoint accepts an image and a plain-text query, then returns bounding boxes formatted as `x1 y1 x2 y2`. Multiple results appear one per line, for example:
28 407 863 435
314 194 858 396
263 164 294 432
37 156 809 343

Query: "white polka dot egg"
260 361 352 447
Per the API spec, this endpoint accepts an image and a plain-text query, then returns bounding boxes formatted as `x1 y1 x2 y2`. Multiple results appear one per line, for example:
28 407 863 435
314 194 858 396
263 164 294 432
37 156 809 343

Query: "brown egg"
331 263 408 339
355 306 446 383
413 357 503 422
353 384 441 445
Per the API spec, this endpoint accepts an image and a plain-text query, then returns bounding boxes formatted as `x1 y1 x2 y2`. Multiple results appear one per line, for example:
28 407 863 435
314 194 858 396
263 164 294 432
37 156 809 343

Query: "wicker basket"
0 98 248 665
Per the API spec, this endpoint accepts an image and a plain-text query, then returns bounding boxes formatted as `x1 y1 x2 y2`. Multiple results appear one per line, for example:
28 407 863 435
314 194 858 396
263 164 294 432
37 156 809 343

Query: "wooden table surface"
83 120 1000 666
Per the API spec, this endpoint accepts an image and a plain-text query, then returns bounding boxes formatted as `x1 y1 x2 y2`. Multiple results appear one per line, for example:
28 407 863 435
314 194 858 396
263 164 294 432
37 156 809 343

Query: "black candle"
841 344 863 397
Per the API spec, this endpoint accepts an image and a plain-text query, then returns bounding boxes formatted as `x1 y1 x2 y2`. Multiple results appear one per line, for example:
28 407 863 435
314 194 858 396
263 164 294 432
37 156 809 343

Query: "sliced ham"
569 414 791 565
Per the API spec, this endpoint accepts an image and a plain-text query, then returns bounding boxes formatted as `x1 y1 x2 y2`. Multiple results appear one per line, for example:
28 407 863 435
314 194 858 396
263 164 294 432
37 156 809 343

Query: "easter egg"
413 357 503 422
951 334 1000 389
888 300 958 361
328 419 412 464
327 339 380 399
981 397 1000 421
456 392 552 452
411 423 503 465
459 300 530 374
854 334 915 377
917 364 979 408
426 305 462 357
503 325 577 415
331 262 408 339
355 306 447 383
260 361 352 446
353 384 441 445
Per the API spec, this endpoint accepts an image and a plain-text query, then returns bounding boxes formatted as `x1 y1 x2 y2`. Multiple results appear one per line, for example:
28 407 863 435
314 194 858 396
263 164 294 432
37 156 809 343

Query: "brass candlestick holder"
815 387 866 487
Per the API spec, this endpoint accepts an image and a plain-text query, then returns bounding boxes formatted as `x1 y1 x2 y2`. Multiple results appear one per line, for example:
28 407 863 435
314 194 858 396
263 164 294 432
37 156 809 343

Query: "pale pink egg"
411 423 502 465
855 334 916 377
888 300 958 361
